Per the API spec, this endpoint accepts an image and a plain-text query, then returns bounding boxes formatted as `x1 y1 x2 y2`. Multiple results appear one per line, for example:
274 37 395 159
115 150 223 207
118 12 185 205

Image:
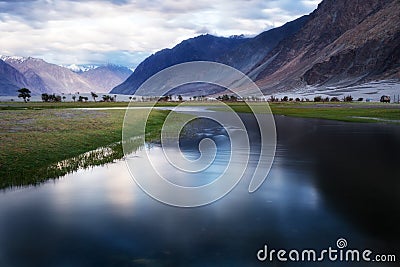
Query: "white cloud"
0 0 321 66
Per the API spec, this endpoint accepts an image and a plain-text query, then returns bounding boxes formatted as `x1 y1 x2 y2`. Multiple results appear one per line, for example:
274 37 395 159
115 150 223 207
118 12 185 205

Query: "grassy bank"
0 101 129 110
215 102 400 123
1 101 398 189
0 107 170 189
270 103 400 123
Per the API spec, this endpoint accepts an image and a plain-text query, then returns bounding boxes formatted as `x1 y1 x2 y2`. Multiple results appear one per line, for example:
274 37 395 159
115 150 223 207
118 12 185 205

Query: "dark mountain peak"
111 34 249 94
229 34 246 39
0 59 31 96
110 18 308 95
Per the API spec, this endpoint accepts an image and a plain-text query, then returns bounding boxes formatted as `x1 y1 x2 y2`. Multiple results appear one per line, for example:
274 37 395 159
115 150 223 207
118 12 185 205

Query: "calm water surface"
0 112 399 267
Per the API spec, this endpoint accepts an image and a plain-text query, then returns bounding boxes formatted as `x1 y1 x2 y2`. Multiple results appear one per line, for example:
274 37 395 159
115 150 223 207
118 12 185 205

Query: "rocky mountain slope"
0 56 132 95
111 34 249 94
0 59 31 96
80 64 132 93
221 15 309 75
252 0 400 93
2 0 397 97
2 56 93 94
111 0 399 96
111 16 308 95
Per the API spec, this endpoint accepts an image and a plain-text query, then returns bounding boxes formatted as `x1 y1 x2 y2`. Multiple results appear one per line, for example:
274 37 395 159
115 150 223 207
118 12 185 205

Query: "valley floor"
0 101 399 189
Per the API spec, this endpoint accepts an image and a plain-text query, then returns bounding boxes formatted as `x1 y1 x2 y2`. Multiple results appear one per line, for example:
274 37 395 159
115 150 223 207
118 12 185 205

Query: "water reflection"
0 114 399 267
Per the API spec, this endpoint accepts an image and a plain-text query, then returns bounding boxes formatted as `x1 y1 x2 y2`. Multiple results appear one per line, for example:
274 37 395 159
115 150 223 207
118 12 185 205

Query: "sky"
0 0 321 68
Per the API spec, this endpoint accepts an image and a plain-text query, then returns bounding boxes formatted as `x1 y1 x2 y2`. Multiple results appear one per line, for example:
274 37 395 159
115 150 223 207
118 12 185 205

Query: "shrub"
344 95 353 102
314 96 323 102
268 95 277 102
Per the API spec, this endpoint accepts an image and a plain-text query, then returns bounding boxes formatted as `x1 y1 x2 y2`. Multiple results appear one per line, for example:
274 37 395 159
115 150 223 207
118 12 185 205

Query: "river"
0 110 399 267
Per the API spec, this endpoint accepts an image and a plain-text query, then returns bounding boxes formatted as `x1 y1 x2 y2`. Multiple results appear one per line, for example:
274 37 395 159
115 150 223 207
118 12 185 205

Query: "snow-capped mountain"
0 56 132 95
63 64 99 73
0 55 30 64
111 0 400 96
80 64 132 92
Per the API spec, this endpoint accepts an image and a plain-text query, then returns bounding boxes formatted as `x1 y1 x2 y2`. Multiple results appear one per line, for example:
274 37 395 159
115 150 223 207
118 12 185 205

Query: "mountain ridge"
252 0 400 92
110 34 249 94
1 0 398 97
0 56 132 95
111 0 399 96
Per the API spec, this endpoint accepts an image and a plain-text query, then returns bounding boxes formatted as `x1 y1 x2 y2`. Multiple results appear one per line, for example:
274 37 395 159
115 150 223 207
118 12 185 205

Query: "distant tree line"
216 94 238 102
15 88 397 104
41 93 62 102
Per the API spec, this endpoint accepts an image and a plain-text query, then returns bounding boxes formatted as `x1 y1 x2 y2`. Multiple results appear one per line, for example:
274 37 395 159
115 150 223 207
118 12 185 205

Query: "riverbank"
1 101 398 189
2 101 399 123
0 107 170 189
213 102 400 123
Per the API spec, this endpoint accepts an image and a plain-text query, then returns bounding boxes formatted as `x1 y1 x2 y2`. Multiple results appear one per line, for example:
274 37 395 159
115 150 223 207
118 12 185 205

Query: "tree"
230 95 238 101
78 96 88 102
43 93 61 102
41 93 50 102
72 95 76 102
178 95 183 101
380 95 390 103
159 96 169 102
314 96 322 102
217 94 230 101
344 95 353 102
102 95 113 102
17 88 31 103
268 95 277 102
91 92 98 102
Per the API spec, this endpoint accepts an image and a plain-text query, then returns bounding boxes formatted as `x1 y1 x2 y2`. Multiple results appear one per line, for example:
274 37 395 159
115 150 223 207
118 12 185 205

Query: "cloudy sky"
0 0 321 67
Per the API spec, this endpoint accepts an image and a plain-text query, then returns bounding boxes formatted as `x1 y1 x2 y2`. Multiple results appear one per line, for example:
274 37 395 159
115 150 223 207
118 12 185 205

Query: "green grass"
0 101 130 110
269 102 400 123
212 102 400 123
1 100 398 189
0 107 172 189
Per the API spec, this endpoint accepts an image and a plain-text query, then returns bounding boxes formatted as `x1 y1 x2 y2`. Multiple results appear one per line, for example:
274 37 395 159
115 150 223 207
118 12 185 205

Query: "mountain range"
253 0 400 92
111 0 400 96
1 0 398 97
111 34 249 95
0 56 132 96
111 15 309 95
